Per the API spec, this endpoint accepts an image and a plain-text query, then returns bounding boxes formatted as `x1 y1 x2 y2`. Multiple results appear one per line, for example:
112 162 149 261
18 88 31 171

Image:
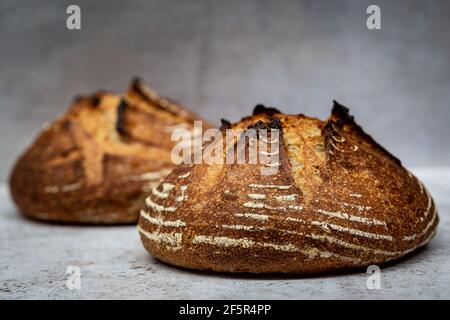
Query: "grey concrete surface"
1 167 449 299
1 0 450 182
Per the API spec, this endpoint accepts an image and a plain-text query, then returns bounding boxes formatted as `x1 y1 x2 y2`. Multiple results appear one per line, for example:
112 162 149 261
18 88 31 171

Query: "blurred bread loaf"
9 78 211 224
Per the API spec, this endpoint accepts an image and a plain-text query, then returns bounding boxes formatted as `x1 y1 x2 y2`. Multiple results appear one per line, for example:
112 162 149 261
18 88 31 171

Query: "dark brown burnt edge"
115 99 130 137
130 77 197 121
253 104 282 116
326 100 401 166
130 77 147 98
220 119 232 131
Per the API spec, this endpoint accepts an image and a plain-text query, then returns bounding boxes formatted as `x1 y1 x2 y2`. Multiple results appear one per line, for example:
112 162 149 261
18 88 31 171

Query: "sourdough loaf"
9 78 211 224
138 102 438 273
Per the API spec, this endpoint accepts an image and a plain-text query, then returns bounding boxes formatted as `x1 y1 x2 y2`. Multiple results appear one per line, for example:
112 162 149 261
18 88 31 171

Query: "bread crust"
138 103 438 273
9 79 211 224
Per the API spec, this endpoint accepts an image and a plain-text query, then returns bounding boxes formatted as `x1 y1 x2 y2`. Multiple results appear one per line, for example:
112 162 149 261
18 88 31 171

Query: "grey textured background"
1 0 450 182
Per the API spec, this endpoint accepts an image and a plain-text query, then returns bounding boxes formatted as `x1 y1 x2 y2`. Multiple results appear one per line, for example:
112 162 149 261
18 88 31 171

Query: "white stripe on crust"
137 225 182 250
178 172 191 179
402 208 437 241
315 208 386 226
44 182 82 193
140 210 186 227
145 197 177 213
342 203 372 211
311 220 392 241
235 213 269 221
275 194 297 201
151 183 175 199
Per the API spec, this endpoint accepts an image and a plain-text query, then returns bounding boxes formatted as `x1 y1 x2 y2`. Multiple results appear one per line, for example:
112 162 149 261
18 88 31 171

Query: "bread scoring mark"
141 180 162 192
175 185 188 202
243 202 267 209
419 182 424 194
220 224 266 231
264 162 280 167
235 213 269 221
249 183 292 190
43 182 82 193
315 208 386 226
137 225 182 250
191 235 357 261
328 139 343 153
247 194 266 200
349 193 363 198
177 172 191 179
243 201 303 212
342 202 372 211
331 133 346 143
287 205 303 210
286 216 308 224
151 183 175 199
275 194 297 201
311 220 393 241
243 202 286 211
193 235 254 248
238 212 391 243
402 208 437 241
281 225 399 256
145 197 177 213
140 210 186 227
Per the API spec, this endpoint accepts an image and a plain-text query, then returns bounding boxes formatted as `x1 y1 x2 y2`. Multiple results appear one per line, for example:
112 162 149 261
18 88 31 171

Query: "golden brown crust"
138 102 439 273
9 79 212 224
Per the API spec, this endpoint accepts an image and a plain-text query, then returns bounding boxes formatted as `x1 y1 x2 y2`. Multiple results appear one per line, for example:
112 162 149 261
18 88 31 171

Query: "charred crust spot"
322 120 341 161
91 96 101 107
248 117 282 131
220 119 232 130
327 100 402 166
131 77 143 91
130 77 148 99
73 91 108 107
268 117 282 129
332 100 353 122
252 104 281 116
116 99 129 136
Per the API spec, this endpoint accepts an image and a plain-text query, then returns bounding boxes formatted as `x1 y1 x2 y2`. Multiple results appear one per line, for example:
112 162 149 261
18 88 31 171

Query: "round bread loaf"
138 102 438 273
10 78 211 224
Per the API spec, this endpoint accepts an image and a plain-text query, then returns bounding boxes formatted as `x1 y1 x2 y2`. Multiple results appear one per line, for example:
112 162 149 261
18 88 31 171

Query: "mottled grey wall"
1 0 450 182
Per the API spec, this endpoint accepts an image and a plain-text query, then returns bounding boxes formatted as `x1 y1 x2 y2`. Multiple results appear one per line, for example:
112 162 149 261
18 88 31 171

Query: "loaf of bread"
138 102 438 273
9 78 211 224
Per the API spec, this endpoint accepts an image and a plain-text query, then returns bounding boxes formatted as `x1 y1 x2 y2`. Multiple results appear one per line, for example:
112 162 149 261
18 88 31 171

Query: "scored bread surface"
9 78 211 224
138 102 438 273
